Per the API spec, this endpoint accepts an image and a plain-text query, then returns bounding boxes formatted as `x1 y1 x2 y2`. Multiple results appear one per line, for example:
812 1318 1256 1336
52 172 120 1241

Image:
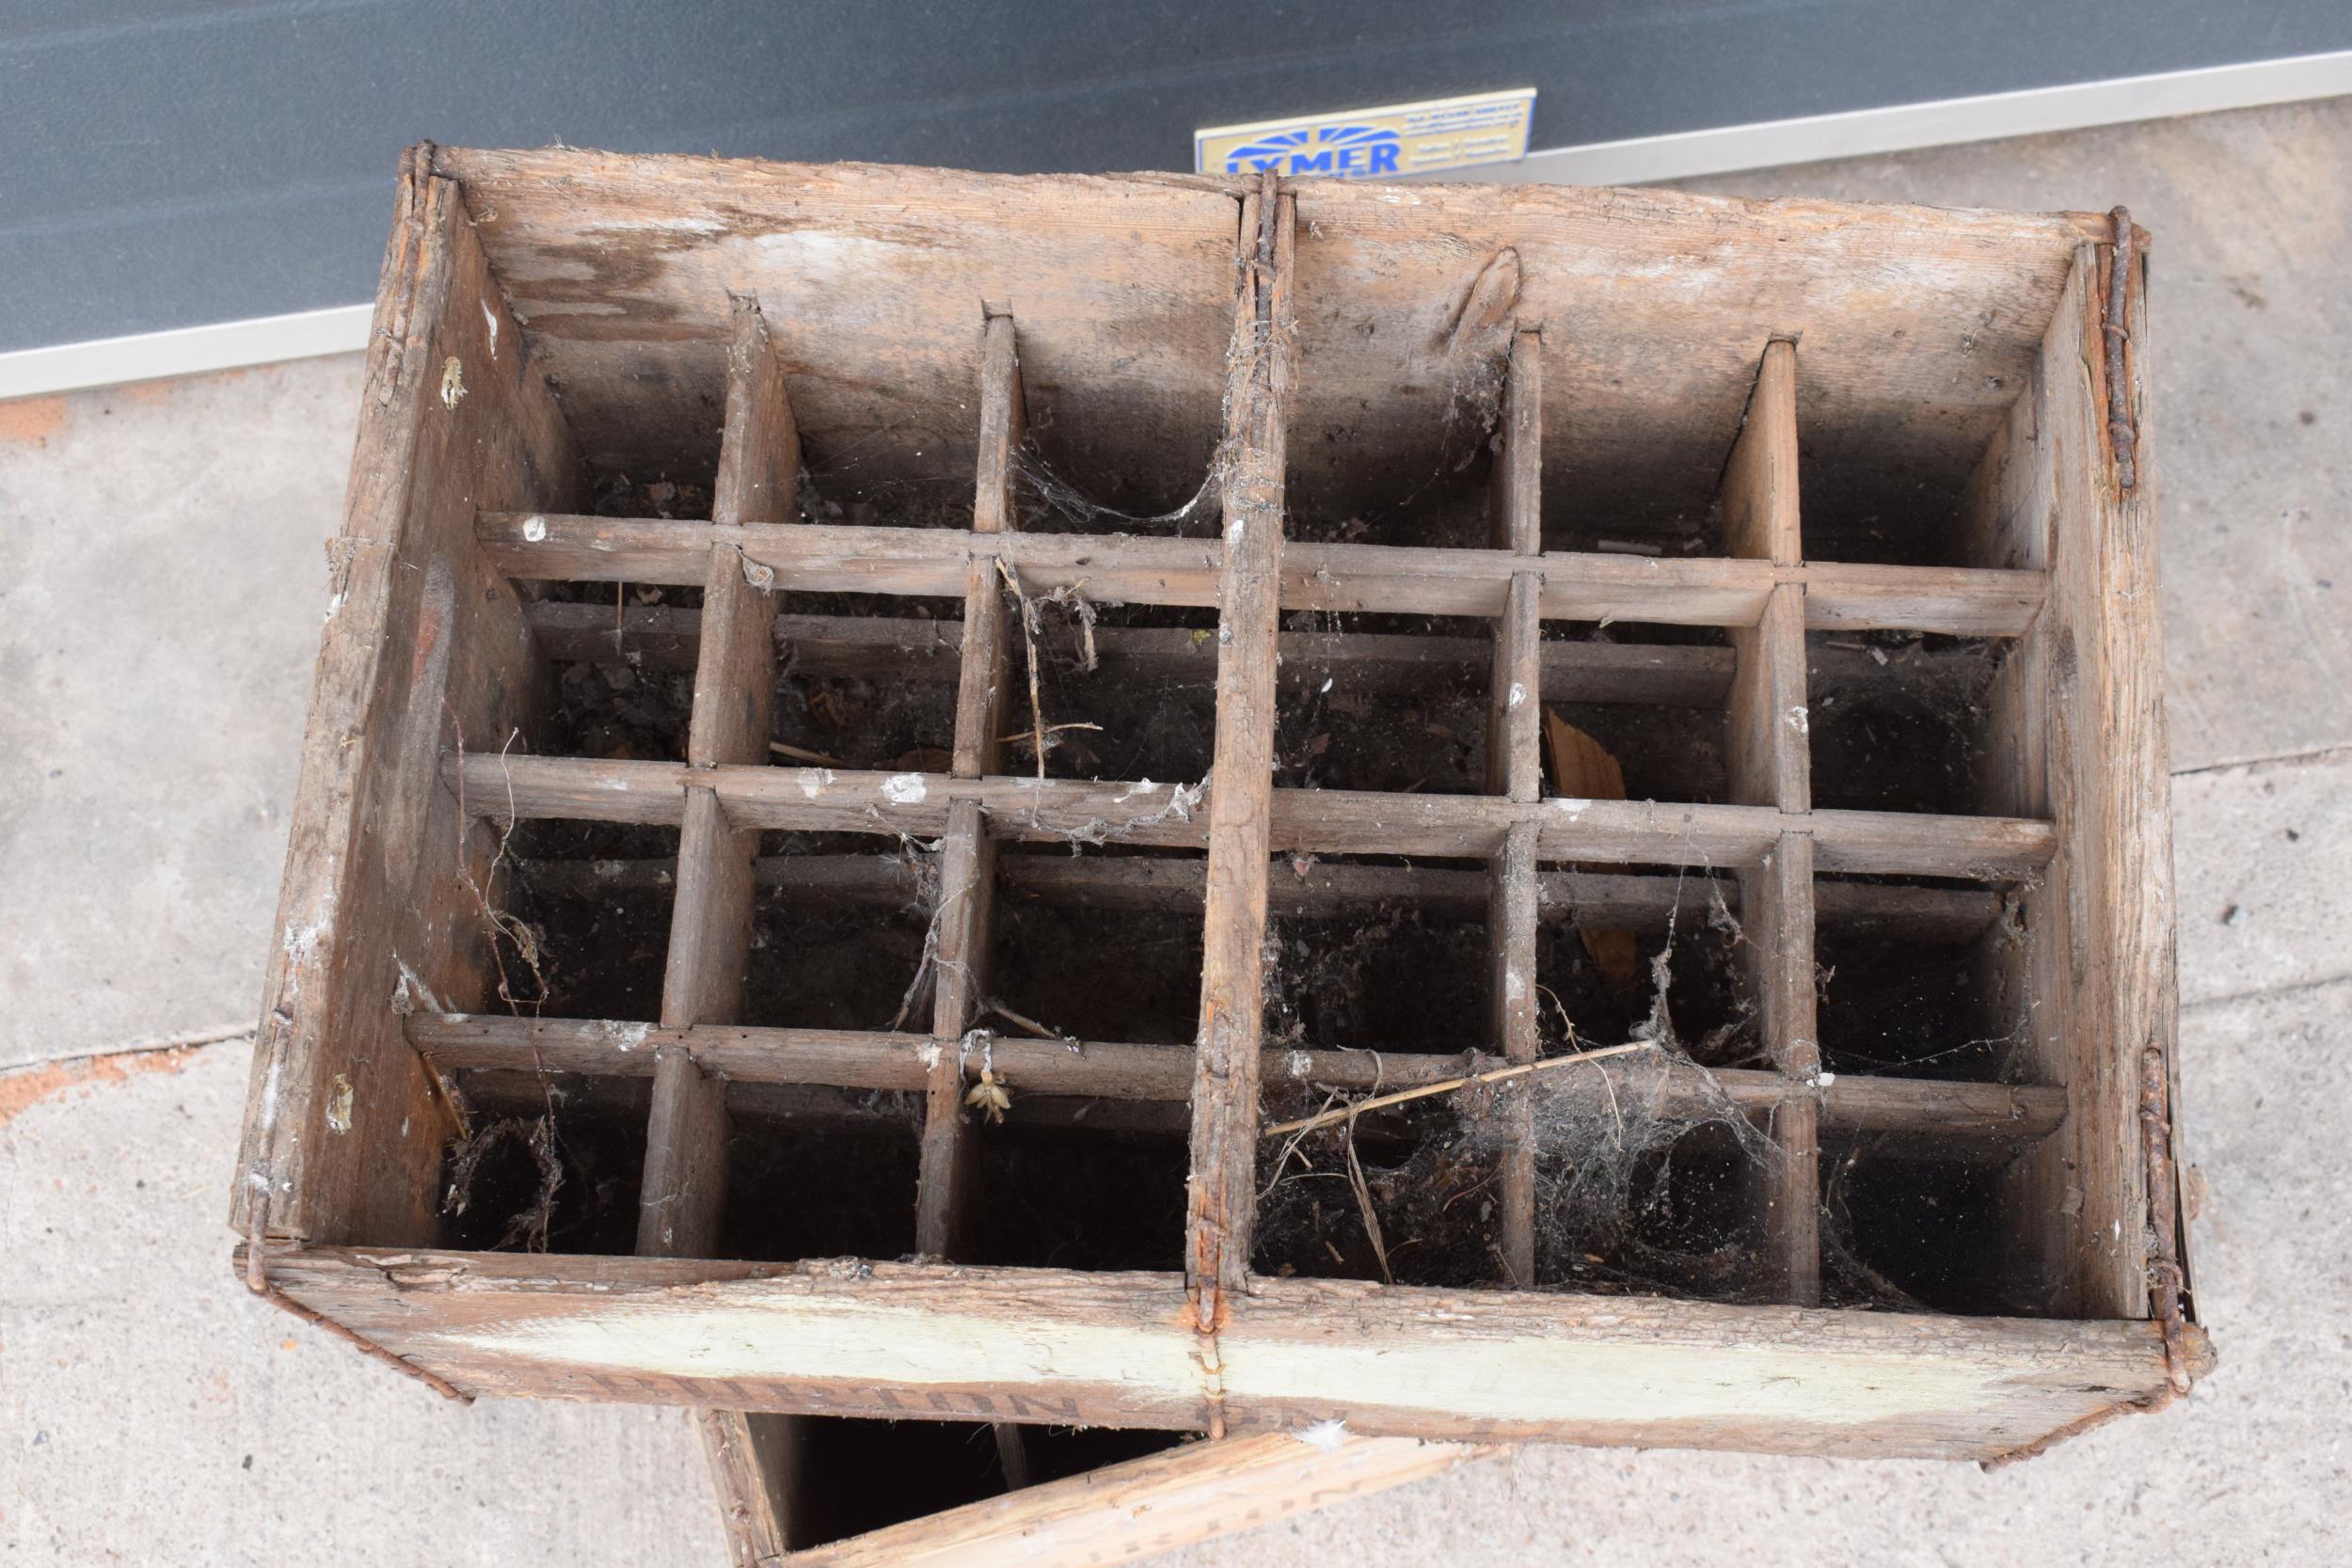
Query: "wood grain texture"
701 1409 798 1565
639 1046 731 1257
258 1245 2208 1458
1285 178 2094 543
916 799 995 1259
231 149 585 1248
788 1431 1487 1568
1186 182 1293 1321
480 511 2044 637
1722 341 1804 565
520 850 2003 942
1488 820 1541 1285
525 598 1740 705
2035 244 2180 1321
445 751 2055 875
436 148 1239 515
1741 833 1822 1306
409 1012 2063 1144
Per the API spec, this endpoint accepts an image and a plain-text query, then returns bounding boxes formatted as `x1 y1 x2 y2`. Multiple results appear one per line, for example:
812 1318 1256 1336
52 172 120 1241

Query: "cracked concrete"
5 96 2349 1567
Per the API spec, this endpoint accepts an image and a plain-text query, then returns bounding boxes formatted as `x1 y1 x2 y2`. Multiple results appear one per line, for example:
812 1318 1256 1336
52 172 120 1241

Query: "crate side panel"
2040 240 2180 1322
260 1249 2201 1460
233 153 586 1248
434 149 1241 515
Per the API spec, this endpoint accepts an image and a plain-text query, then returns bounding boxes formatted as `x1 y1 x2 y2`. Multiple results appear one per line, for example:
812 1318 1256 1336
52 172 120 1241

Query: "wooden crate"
232 144 2204 1560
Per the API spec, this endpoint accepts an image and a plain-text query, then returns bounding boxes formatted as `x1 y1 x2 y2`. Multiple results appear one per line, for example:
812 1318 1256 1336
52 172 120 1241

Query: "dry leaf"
1543 710 1639 982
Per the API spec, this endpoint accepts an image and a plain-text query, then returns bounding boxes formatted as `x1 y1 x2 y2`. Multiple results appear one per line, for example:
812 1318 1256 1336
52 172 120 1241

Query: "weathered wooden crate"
233 143 2204 1561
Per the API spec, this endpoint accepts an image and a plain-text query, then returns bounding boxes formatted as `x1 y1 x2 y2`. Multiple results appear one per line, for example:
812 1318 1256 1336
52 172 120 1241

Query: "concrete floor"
5 97 2348 1565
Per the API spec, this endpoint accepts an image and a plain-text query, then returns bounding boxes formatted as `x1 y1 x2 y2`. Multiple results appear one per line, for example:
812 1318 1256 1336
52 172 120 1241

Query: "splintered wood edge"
250 1245 2210 1460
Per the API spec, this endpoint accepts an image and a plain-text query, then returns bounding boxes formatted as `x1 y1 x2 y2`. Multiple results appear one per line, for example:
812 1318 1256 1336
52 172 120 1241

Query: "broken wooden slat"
786 1429 1488 1568
479 513 2045 637
1186 179 1294 1349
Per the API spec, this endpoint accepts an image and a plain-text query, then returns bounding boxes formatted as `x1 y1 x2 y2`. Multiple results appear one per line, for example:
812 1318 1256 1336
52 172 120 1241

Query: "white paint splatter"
1294 1419 1351 1454
597 776 628 791
1504 971 1527 1002
595 1020 651 1053
1786 704 1810 736
917 1042 943 1069
800 768 835 799
1813 1069 1837 1088
882 772 929 805
521 515 548 542
1320 676 1333 694
1551 798 1591 816
481 299 499 357
1227 515 1245 544
1285 1051 1312 1081
391 959 447 1017
1507 682 1527 709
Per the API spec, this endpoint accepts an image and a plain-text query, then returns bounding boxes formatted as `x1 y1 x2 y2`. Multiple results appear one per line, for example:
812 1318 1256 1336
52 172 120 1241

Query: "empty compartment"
1254 1096 1505 1289
1534 867 1753 1066
502 820 682 1021
1533 1117 1759 1302
742 832 936 1031
1011 602 1222 784
438 1070 648 1257
1807 632 2011 815
1539 623 1734 804
1275 612 1492 794
1822 1144 2016 1315
990 848 1204 1045
1817 925 2013 1083
1264 868 1489 1053
718 1098 922 1263
770 594 962 772
962 1123 1189 1272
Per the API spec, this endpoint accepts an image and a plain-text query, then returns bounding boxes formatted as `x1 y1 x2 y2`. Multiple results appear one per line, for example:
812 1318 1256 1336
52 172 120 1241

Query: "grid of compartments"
393 177 2105 1472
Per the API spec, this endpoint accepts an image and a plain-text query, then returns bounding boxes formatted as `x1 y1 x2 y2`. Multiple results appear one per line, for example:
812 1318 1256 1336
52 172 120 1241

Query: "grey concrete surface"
1680 96 2352 776
0 362 364 1070
4 98 2348 1567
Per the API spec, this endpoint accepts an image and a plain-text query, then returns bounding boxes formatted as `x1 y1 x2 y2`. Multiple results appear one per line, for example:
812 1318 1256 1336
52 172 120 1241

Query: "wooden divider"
642 297 804 1564
1486 329 1545 1287
411 1011 2067 1145
921 315 1034 1489
917 314 1024 1260
1720 340 1821 1306
1184 176 1294 1370
447 751 2055 878
521 850 2005 943
482 511 2045 637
